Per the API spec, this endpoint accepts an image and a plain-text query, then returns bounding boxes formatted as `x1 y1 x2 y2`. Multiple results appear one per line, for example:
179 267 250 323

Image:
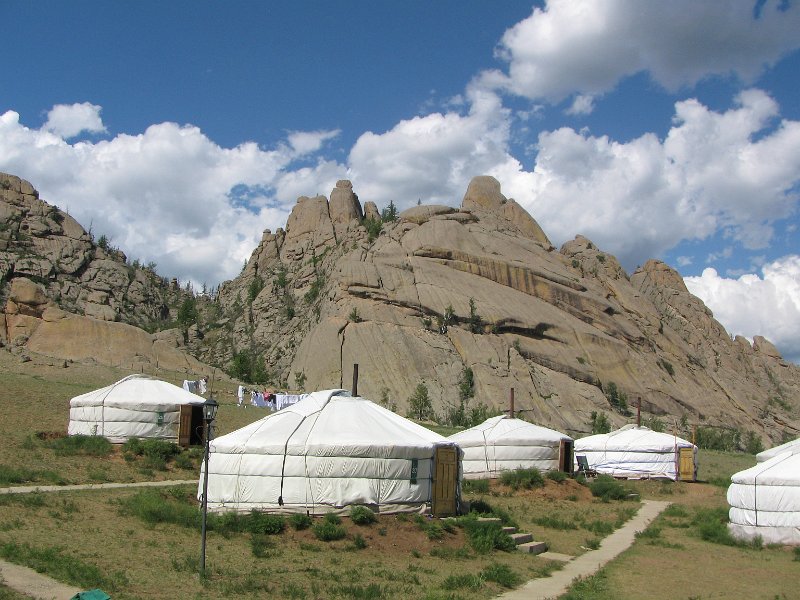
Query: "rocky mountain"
2 171 798 444
204 176 799 443
0 172 206 372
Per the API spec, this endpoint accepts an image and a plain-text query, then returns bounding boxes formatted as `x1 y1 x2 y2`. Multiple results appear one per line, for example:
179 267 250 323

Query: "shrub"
442 573 482 591
500 468 544 490
313 514 347 541
407 382 434 421
590 411 611 434
469 498 493 514
47 435 112 457
546 470 569 483
350 505 377 525
744 430 764 455
248 511 285 535
588 475 631 501
463 479 489 494
482 563 521 588
289 513 312 530
692 507 737 546
351 533 368 550
462 519 516 554
118 489 198 528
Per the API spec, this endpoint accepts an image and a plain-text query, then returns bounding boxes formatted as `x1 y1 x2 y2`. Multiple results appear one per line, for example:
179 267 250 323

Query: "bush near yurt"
500 468 545 490
589 475 633 501
47 435 112 457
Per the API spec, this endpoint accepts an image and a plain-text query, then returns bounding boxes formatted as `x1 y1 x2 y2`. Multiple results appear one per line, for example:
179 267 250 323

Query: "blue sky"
1 1 799 362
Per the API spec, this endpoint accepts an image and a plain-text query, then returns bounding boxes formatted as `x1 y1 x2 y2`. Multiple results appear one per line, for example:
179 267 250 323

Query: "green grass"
0 542 128 591
499 468 545 490
313 514 347 541
46 435 112 456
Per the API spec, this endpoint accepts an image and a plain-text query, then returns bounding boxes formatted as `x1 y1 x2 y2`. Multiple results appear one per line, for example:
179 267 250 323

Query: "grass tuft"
313 514 347 541
500 468 544 490
588 475 633 501
481 562 521 588
46 435 112 457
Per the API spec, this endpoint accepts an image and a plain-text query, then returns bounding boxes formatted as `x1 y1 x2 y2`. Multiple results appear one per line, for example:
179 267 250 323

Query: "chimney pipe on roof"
352 363 359 396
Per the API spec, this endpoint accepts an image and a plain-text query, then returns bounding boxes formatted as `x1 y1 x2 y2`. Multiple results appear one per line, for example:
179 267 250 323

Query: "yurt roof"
575 424 694 452
448 415 571 447
756 437 800 463
211 389 447 458
733 446 800 485
70 374 206 411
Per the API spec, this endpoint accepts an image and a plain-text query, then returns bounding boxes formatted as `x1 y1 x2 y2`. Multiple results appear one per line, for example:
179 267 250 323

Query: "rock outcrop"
1 172 209 372
206 176 799 442
4 172 798 443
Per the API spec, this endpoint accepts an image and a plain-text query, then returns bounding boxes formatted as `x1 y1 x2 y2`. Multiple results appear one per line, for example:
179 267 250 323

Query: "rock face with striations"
207 176 800 443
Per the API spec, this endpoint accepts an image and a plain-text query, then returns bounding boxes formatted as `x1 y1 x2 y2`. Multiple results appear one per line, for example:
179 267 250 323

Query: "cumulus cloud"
685 255 800 363
565 94 595 116
0 107 345 287
286 129 340 156
347 86 519 208
509 89 800 269
44 102 107 138
490 0 800 103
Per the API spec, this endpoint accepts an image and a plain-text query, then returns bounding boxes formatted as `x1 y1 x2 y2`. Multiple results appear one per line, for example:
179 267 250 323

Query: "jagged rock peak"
461 175 551 247
329 179 363 227
633 259 689 293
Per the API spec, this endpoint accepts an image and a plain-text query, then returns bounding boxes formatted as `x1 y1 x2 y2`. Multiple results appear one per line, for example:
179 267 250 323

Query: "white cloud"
347 86 519 208
0 106 345 287
507 89 800 269
685 255 800 363
490 0 800 103
565 94 595 116
676 256 693 267
286 129 340 156
44 102 107 138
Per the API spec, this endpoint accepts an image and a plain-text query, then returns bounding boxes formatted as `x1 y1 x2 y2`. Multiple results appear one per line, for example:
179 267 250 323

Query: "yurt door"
559 439 574 473
178 405 193 447
432 445 459 517
679 448 695 481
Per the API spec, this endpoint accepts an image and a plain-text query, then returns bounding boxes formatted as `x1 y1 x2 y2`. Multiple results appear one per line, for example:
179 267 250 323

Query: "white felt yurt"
200 389 462 515
68 374 206 444
574 424 697 481
448 415 573 479
757 437 800 463
727 447 800 545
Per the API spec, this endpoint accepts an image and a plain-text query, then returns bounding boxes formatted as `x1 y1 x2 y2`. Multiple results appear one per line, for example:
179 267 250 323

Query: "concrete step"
502 526 517 534
517 541 548 555
476 517 502 524
510 532 533 545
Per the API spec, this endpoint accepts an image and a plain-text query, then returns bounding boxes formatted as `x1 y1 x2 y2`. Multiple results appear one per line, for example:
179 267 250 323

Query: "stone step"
502 526 517 534
510 532 533 545
517 541 548 555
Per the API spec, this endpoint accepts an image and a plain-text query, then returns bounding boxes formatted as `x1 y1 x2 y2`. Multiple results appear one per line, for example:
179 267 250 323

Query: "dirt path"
0 479 197 495
499 499 670 600
0 560 82 600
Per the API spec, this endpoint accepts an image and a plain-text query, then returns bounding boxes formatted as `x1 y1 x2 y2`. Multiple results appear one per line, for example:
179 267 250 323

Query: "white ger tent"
574 424 697 481
448 415 573 479
68 374 206 444
757 437 800 463
728 447 800 545
200 389 461 515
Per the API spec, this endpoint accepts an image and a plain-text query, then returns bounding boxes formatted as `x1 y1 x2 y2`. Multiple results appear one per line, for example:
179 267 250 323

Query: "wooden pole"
510 388 515 418
637 397 641 427
352 363 359 396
